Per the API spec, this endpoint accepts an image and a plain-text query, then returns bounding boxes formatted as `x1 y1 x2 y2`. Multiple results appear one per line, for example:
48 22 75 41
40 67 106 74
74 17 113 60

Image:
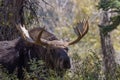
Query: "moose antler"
16 24 34 43
16 19 89 48
68 19 89 45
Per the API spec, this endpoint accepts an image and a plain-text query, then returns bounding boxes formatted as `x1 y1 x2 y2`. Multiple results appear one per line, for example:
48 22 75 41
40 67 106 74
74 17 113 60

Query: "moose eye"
64 48 69 52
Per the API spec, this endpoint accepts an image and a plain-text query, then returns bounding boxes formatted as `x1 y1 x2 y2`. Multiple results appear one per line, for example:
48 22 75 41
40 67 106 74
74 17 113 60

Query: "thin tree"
98 0 120 79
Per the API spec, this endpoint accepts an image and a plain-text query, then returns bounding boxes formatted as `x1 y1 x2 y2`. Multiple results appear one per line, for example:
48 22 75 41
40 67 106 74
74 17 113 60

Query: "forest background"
0 0 120 80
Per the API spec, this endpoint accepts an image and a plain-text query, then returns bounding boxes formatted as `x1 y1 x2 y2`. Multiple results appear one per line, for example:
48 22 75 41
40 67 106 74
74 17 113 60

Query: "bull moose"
0 19 89 79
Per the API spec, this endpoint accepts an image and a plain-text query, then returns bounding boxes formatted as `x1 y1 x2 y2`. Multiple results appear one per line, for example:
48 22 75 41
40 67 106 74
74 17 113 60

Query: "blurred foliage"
72 0 99 21
98 0 120 33
98 0 120 10
100 15 120 33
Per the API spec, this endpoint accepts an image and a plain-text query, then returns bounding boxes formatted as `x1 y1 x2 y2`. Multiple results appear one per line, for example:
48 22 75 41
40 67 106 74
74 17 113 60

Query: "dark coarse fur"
0 27 71 79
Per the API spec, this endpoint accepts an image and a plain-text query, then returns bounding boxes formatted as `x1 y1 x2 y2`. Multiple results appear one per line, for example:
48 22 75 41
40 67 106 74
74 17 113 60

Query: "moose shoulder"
0 19 89 79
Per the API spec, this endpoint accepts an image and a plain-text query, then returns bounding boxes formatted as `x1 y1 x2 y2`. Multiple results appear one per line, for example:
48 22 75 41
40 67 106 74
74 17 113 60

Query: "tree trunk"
0 0 25 40
99 11 116 80
99 30 116 80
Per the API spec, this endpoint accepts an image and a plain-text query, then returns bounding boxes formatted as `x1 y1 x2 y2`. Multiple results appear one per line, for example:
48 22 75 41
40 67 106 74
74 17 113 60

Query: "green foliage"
98 0 120 10
98 0 120 33
0 65 18 80
99 15 120 33
65 50 103 80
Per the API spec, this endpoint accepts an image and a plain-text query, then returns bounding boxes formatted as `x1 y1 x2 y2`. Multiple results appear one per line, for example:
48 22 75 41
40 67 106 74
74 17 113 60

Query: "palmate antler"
16 19 89 48
68 19 89 45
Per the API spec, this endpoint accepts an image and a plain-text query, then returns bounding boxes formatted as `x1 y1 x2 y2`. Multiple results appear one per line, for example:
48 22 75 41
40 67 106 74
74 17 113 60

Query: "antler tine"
82 19 89 36
16 24 34 43
68 19 89 45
